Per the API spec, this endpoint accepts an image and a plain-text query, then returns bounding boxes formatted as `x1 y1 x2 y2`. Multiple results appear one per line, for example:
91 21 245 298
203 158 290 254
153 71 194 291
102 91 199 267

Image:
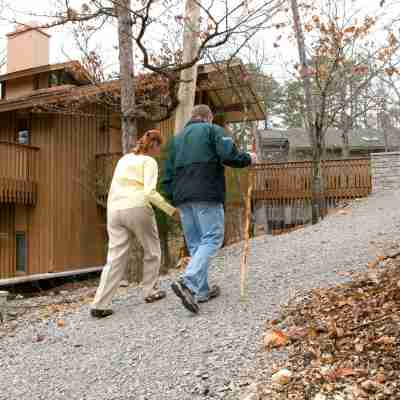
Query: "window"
16 232 27 273
48 71 60 87
48 70 76 87
0 81 6 100
16 118 30 145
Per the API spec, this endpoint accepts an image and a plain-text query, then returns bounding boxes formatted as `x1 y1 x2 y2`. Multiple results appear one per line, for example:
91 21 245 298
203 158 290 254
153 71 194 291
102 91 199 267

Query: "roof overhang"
0 61 266 123
197 62 265 123
0 81 120 114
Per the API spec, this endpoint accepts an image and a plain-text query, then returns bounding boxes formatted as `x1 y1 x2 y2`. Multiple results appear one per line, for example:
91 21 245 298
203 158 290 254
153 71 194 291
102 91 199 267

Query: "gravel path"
1 190 400 400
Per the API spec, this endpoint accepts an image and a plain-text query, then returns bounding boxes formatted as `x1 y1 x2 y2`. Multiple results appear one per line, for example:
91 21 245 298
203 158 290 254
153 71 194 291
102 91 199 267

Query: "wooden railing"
0 142 40 205
250 158 371 201
224 158 371 237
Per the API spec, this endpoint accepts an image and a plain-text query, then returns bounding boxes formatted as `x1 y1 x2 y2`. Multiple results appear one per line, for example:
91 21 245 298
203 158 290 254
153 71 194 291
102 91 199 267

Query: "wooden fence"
0 142 40 205
224 158 372 236
250 158 371 202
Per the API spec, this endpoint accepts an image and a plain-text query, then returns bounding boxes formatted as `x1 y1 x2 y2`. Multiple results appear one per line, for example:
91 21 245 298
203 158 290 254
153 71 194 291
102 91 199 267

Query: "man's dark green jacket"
161 120 251 206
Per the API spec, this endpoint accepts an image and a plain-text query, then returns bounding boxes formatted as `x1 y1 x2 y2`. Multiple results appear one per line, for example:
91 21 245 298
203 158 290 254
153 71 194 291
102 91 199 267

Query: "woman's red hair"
132 129 163 155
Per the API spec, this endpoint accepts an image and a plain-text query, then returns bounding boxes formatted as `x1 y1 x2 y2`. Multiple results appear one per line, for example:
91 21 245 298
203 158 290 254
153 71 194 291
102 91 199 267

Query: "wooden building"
258 127 400 161
0 24 264 283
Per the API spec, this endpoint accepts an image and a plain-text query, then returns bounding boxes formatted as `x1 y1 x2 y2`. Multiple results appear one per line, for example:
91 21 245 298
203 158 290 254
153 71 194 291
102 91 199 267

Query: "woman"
90 129 177 318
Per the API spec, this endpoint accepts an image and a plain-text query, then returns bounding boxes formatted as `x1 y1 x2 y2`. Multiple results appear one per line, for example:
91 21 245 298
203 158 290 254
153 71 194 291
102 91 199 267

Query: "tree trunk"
290 0 314 132
380 111 391 152
116 0 137 153
340 83 351 158
174 0 201 134
290 0 320 223
116 0 142 283
342 131 350 158
312 126 323 223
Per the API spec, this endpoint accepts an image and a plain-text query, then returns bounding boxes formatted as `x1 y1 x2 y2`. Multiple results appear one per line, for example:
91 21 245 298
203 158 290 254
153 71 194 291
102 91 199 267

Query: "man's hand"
248 152 258 165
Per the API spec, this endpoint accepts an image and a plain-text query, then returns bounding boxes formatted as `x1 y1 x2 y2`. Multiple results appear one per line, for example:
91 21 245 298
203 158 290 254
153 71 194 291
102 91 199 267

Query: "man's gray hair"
191 104 213 121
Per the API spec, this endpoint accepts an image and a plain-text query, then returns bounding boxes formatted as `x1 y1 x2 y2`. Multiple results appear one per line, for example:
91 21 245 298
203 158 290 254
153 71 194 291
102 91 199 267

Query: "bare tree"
174 0 200 134
289 0 400 222
115 0 137 153
290 0 320 223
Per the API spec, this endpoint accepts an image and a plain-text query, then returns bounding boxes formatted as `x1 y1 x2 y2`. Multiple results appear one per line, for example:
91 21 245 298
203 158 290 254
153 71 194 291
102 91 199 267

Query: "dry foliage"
260 255 400 399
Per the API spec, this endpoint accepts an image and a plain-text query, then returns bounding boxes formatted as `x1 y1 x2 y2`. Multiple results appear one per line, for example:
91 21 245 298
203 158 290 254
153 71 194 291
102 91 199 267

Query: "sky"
0 0 119 74
0 0 399 80
0 0 291 77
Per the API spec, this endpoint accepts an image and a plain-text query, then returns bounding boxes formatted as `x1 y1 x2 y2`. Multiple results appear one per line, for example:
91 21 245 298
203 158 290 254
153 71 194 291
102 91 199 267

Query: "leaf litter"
259 254 400 400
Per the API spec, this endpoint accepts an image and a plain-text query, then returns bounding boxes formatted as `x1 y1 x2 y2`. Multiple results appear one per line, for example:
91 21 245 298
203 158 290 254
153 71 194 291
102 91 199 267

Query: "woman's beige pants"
91 207 161 310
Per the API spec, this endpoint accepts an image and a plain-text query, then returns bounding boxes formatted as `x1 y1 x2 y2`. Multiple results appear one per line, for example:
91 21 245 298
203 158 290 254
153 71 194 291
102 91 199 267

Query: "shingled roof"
259 127 400 150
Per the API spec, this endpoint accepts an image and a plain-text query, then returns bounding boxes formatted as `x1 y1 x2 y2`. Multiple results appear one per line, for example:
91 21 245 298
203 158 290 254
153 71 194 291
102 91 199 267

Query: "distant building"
258 127 400 161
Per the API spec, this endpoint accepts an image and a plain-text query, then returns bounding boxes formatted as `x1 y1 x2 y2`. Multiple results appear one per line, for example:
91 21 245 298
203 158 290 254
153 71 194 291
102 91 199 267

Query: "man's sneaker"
90 308 113 318
171 280 199 314
198 285 221 303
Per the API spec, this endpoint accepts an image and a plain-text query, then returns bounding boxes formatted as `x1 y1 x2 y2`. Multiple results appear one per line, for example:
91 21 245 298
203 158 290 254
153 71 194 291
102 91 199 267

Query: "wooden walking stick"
240 183 253 301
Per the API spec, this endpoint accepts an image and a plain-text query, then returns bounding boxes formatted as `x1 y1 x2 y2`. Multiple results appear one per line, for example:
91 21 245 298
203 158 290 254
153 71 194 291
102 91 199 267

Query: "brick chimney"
7 22 50 73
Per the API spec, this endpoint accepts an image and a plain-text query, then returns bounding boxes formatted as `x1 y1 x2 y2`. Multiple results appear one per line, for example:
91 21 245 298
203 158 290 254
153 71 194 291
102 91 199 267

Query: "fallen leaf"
352 384 367 397
56 319 65 328
335 367 357 377
308 326 320 338
361 379 380 393
269 319 281 326
271 368 292 385
264 329 289 349
375 336 395 345
287 326 309 340
355 342 364 352
338 299 352 307
324 383 334 393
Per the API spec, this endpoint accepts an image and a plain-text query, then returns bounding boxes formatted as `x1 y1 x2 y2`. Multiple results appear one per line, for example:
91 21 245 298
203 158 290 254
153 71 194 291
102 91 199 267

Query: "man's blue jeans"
178 202 224 301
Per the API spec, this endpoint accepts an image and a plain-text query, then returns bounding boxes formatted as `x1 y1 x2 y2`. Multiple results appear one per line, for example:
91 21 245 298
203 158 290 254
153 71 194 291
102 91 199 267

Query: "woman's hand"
172 209 181 223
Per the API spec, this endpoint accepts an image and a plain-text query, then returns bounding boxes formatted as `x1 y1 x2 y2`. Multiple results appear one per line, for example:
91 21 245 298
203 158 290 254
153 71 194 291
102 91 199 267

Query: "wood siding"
0 114 17 278
27 106 109 275
0 111 16 141
0 205 15 279
0 106 110 279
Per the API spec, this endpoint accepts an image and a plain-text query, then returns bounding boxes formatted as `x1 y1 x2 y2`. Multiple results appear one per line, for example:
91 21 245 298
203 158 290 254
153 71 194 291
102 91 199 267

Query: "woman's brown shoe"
90 309 113 318
145 290 167 303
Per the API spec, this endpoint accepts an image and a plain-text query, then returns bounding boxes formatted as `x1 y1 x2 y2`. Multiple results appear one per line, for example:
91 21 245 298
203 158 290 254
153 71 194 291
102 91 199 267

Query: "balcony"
0 142 40 205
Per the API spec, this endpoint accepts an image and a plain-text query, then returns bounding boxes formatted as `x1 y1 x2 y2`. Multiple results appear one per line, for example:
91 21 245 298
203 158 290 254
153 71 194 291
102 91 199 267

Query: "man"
162 105 257 313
